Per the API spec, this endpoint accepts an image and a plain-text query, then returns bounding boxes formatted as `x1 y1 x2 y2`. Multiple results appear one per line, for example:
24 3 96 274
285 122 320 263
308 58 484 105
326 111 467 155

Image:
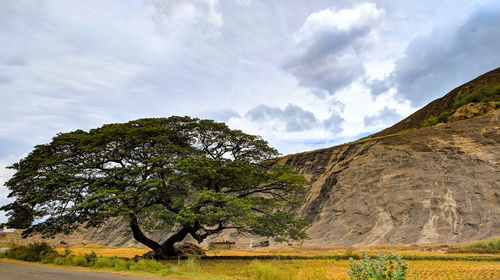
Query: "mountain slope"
371 67 500 138
282 109 499 245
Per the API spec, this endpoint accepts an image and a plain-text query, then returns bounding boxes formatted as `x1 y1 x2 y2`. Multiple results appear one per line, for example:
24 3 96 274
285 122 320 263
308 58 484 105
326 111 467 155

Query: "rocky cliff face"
282 109 499 246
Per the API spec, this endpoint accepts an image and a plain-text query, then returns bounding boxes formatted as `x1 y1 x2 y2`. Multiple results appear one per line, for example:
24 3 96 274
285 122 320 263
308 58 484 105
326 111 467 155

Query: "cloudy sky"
1 0 499 222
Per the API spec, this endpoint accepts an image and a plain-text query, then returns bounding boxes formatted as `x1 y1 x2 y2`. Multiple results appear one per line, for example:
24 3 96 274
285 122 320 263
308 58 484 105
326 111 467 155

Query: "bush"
0 242 58 262
422 110 453 127
84 251 97 265
453 86 500 109
422 115 439 127
69 255 89 267
455 237 500 254
348 252 408 280
40 251 59 264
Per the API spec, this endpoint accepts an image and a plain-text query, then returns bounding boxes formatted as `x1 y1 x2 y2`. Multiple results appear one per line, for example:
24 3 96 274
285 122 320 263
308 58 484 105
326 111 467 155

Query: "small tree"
1 117 309 258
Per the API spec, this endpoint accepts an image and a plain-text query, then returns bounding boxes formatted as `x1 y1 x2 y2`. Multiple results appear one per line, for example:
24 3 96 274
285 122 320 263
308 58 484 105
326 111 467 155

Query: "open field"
53 243 500 259
2 253 499 279
2 240 499 279
40 244 500 279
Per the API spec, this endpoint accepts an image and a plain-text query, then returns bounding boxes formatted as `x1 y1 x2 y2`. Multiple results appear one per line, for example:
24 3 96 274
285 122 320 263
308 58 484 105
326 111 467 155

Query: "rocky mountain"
4 69 499 248
283 107 499 246
371 67 500 138
278 68 500 246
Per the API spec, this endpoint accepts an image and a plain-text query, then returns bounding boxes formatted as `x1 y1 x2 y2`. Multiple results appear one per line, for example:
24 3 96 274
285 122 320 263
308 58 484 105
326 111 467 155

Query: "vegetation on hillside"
422 84 500 127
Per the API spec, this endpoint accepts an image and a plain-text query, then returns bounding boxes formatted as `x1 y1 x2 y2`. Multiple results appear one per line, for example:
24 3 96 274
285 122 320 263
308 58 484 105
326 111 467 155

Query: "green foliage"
454 237 500 254
422 110 453 127
453 85 500 109
0 242 58 262
0 242 174 274
421 84 499 128
1 116 309 256
94 256 130 270
422 115 439 127
2 201 34 229
348 252 408 280
84 251 97 265
247 260 298 280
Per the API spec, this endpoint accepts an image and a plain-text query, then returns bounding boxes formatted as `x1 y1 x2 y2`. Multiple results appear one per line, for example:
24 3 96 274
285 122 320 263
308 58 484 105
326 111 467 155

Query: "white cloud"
146 0 223 39
0 0 499 223
0 1 498 214
389 4 500 106
285 3 384 95
293 3 382 42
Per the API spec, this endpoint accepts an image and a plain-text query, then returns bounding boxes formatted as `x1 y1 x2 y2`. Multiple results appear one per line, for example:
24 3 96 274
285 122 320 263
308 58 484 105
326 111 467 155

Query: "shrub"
84 251 97 265
40 251 59 264
453 86 500 109
0 242 58 262
422 110 453 127
68 255 88 266
455 237 500 254
94 256 129 269
348 252 408 280
62 248 72 257
53 255 69 265
422 115 439 127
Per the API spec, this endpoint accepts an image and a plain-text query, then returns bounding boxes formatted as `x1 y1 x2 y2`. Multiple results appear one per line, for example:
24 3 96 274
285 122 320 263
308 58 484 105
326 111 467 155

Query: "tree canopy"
1 117 309 257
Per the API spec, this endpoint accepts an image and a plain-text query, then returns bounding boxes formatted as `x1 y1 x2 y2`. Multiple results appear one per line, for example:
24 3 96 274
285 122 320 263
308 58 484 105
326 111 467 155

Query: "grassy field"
2 242 499 279
45 243 500 279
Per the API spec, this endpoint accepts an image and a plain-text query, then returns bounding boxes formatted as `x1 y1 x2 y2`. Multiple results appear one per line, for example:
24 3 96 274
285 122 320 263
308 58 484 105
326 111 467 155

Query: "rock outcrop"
282 109 499 246
450 102 499 122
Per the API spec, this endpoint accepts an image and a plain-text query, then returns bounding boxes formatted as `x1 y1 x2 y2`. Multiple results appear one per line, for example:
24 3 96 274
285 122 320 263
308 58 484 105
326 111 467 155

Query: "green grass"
451 237 500 254
453 85 500 109
1 243 500 279
422 110 453 127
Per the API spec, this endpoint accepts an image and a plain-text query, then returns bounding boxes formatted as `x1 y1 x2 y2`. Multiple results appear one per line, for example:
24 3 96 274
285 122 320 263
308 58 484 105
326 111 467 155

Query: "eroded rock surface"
450 102 499 122
282 109 500 246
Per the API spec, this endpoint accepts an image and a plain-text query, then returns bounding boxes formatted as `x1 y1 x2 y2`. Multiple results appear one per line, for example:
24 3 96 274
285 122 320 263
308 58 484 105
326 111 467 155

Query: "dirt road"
0 260 163 279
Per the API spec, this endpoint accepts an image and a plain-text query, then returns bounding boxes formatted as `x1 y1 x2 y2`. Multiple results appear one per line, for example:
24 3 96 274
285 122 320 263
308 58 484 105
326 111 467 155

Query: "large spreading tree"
1 117 309 258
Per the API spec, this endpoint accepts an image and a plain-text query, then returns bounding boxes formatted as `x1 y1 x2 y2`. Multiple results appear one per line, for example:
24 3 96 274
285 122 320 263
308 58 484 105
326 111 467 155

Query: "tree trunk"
158 226 191 257
128 215 203 259
128 214 161 252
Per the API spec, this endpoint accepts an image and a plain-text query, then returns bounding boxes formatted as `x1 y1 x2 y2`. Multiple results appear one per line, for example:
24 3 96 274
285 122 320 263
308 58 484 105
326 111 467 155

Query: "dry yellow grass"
50 244 500 279
55 244 149 258
163 259 500 280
